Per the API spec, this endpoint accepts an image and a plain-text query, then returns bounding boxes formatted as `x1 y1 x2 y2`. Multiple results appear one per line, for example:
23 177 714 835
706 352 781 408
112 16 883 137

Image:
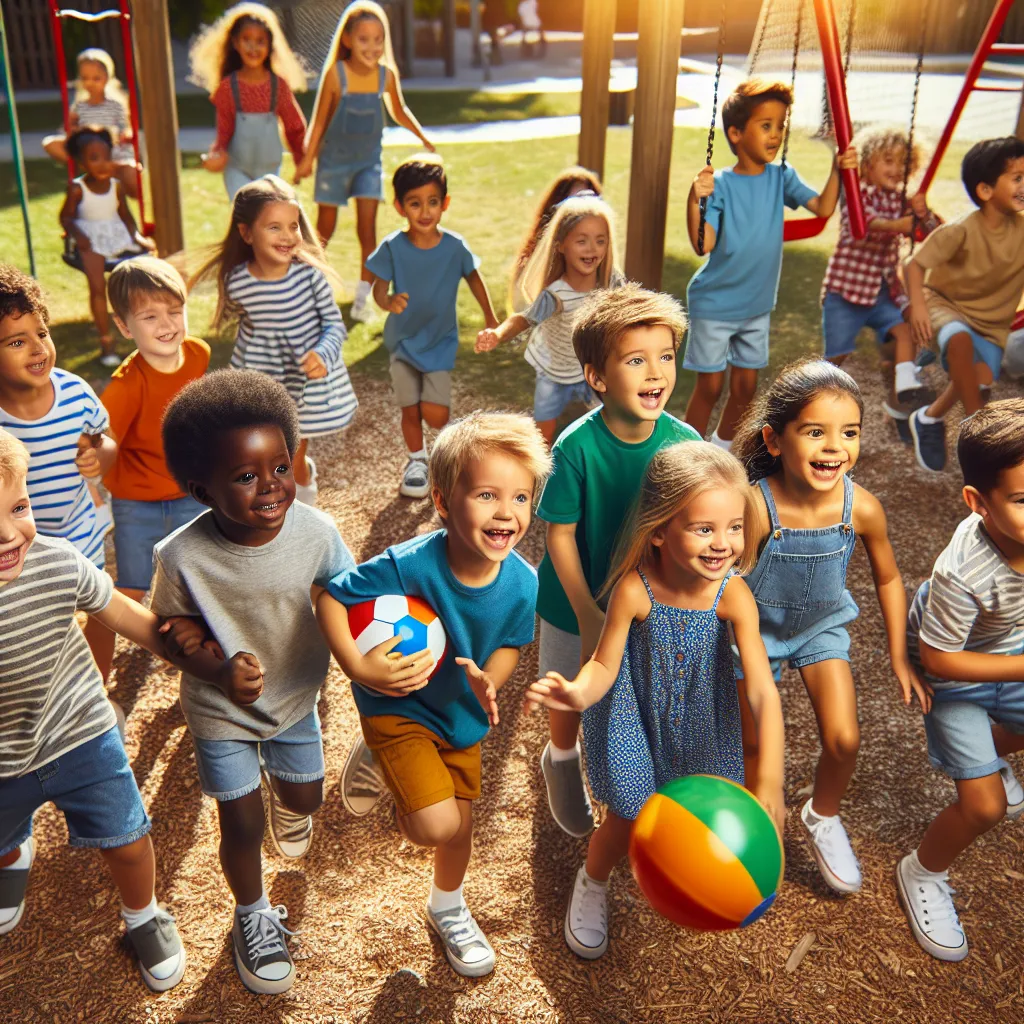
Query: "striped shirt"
227 261 358 438
71 97 132 161
0 536 115 778
908 513 1024 688
0 369 111 566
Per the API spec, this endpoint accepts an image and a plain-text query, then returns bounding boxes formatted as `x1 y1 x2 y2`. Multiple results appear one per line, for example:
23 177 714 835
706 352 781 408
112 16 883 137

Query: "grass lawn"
0 124 973 421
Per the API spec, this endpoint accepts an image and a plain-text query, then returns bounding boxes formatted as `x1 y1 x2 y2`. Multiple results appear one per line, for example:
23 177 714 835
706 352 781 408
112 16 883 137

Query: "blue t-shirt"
365 229 481 373
327 529 537 749
686 163 817 322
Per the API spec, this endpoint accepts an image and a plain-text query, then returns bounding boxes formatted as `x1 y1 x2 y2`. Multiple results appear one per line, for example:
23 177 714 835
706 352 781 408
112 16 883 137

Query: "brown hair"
722 78 794 155
108 256 188 321
958 398 1024 494
0 264 49 327
851 124 925 181
572 282 685 373
0 427 30 487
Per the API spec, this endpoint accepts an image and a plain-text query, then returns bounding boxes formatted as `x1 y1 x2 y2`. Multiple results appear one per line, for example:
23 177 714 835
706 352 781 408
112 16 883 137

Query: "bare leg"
549 708 581 751
398 796 472 892
316 204 339 247
683 370 725 438
79 250 112 349
584 810 632 883
917 773 1010 873
354 198 379 284
293 438 310 487
421 402 450 435
216 790 267 906
936 332 983 417
716 366 759 441
99 835 155 911
800 659 860 818
536 418 558 448
400 404 425 453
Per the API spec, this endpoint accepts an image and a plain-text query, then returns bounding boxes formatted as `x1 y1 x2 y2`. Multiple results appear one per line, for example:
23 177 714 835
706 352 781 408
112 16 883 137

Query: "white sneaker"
261 769 313 859
399 456 430 499
425 900 495 977
350 281 374 323
564 866 608 959
0 837 34 935
294 456 318 507
99 351 121 368
800 799 862 893
896 854 968 962
340 736 387 817
1000 765 1024 819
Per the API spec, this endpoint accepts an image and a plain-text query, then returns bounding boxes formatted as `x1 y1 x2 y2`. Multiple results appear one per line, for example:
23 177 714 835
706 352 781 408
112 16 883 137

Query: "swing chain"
781 0 803 170
697 0 728 257
904 4 929 254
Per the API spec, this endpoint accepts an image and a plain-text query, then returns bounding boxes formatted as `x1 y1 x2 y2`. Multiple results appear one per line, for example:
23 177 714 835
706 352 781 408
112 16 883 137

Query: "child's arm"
686 165 717 254
904 258 934 348
474 313 530 353
868 194 929 236
294 70 340 181
545 520 606 660
116 182 154 251
298 270 345 380
383 69 434 152
465 269 499 330
920 643 1024 684
456 646 521 727
372 276 408 314
75 431 117 480
59 182 90 250
804 146 858 219
277 78 308 166
854 486 932 712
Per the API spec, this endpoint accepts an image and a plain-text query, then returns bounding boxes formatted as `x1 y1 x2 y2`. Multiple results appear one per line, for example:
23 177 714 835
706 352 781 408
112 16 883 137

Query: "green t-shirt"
535 408 701 633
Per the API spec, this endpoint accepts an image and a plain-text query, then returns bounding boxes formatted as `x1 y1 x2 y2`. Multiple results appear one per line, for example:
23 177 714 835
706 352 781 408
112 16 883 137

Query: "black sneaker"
881 402 912 445
916 348 937 368
0 838 34 935
232 904 296 994
909 409 947 472
126 907 186 992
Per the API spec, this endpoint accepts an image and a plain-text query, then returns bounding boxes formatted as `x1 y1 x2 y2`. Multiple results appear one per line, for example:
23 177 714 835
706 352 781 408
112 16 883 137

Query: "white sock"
582 866 607 889
710 431 733 452
354 280 371 303
429 882 464 913
121 896 157 930
894 361 918 394
408 448 427 461
907 848 946 882
549 741 580 763
916 409 942 425
803 801 835 826
236 893 270 917
2 839 32 871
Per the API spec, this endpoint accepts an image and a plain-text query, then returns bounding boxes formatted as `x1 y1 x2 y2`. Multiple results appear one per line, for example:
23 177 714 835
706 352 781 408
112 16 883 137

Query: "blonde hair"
602 442 758 598
0 428 30 488
108 257 188 322
74 48 129 112
851 124 925 182
429 412 553 509
188 2 309 94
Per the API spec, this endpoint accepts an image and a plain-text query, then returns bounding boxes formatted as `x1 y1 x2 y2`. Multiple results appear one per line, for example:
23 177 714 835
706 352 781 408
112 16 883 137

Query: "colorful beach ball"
628 775 783 931
348 594 447 679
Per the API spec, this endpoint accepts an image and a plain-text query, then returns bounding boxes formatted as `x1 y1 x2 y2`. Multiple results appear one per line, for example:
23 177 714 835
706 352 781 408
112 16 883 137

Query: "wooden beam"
131 0 183 256
402 0 415 78
578 0 616 180
1016 82 1024 142
625 0 683 289
443 0 457 78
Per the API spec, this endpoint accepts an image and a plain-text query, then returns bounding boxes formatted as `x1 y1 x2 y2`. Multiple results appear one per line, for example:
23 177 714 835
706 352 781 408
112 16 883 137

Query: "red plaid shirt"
822 184 906 305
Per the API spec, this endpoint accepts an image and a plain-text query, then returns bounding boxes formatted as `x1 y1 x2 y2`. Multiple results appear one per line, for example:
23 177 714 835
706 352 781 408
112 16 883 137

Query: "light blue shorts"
314 159 384 206
683 312 771 374
112 495 205 591
737 623 852 683
533 372 601 422
822 285 904 360
936 320 1003 385
191 709 325 802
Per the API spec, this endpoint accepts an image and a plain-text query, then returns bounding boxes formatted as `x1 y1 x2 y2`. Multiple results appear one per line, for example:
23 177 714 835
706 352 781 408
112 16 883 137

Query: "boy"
151 370 355 995
684 78 857 448
365 156 499 499
536 284 700 838
0 427 185 992
318 412 551 977
906 137 1024 472
899 399 1024 962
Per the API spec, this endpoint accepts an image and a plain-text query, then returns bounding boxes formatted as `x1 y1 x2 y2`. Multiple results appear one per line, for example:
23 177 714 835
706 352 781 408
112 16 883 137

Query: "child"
684 78 857 448
189 174 357 506
366 155 497 498
898 399 1024 962
526 442 785 959
60 127 152 367
531 284 700 839
0 427 185 992
151 370 355 994
906 137 1024 472
295 0 434 321
189 3 309 199
732 359 929 895
318 412 551 977
476 195 624 446
517 0 546 59
42 48 140 199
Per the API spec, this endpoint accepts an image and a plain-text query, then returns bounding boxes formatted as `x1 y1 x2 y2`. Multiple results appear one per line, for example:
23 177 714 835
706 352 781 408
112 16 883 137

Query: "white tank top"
75 176 119 222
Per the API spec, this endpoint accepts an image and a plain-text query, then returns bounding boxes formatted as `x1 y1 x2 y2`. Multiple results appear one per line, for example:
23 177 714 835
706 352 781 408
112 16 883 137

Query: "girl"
732 359 930 896
189 175 357 505
294 1 434 322
475 195 623 446
189 3 309 199
43 48 140 199
526 442 786 960
59 127 152 367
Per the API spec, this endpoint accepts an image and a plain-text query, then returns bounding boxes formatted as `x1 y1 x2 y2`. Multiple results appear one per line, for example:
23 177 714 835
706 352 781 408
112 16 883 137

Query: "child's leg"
42 134 69 163
294 438 311 486
79 250 113 350
683 370 724 437
400 796 472 890
216 790 267 905
584 810 632 882
115 163 140 201
941 329 985 416
354 198 378 285
99 834 155 910
421 402 450 435
917 774 1009 873
400 404 425 453
800 658 860 817
715 366 759 443
316 204 339 247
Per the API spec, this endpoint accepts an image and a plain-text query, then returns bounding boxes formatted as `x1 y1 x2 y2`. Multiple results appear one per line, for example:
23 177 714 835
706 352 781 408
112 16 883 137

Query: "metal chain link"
904 1 929 254
698 0 728 256
781 0 804 169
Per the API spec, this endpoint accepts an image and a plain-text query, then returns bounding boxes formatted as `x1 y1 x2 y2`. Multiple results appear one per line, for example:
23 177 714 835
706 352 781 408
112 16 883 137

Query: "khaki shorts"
359 714 481 815
389 356 452 409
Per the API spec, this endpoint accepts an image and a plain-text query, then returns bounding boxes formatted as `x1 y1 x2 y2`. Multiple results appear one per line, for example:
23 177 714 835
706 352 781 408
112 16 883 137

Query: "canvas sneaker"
99 351 121 368
261 769 313 859
800 799 862 893
1001 765 1024 820
896 854 968 962
425 900 495 977
909 409 947 473
540 742 594 838
350 281 374 323
126 907 186 992
341 736 387 817
294 456 318 507
232 904 296 994
564 866 608 960
399 457 430 499
0 838 34 935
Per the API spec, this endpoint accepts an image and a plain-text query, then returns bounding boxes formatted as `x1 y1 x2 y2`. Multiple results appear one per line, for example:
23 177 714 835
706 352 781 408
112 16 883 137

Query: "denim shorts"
1004 328 1024 378
190 709 325 802
533 372 601 422
822 285 904 360
937 321 1003 385
736 623 852 682
112 495 205 591
924 681 1024 780
314 159 384 206
682 312 771 373
0 726 150 857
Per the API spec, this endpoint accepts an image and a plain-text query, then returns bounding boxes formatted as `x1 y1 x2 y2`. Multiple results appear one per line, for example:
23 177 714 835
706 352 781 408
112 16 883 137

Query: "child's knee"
696 373 724 401
822 723 860 763
100 834 151 867
400 804 463 848
277 780 323 817
729 369 759 402
421 404 449 430
961 787 1006 832
218 793 266 848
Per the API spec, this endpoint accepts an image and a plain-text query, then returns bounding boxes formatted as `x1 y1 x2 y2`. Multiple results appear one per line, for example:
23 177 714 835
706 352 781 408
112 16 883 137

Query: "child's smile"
0 313 56 391
0 474 35 585
771 393 862 493
654 486 746 585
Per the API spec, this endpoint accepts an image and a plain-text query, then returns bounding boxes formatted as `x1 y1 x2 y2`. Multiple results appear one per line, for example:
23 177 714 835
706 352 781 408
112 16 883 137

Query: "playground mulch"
3 354 1023 1024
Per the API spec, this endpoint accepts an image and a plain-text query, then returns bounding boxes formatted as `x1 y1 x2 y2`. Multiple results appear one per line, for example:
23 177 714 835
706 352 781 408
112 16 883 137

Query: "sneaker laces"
349 759 385 799
571 874 607 932
265 781 311 843
434 904 487 953
915 875 962 934
810 816 854 860
242 905 298 966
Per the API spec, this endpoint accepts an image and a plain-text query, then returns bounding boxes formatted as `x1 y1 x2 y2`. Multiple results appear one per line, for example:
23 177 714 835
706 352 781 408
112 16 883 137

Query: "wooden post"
131 0 183 256
402 0 415 78
470 0 482 67
443 0 456 78
578 0 616 179
1016 84 1024 142
624 0 683 288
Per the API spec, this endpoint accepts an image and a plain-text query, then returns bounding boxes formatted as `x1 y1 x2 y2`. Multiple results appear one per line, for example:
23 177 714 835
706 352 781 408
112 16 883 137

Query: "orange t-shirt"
102 337 210 501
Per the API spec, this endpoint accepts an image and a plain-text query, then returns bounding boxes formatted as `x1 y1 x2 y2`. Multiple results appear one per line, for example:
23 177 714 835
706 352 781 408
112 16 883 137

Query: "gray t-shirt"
151 503 354 741
0 536 114 778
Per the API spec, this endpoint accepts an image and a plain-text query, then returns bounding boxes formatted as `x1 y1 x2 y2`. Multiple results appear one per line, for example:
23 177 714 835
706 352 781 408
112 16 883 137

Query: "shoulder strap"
758 477 781 530
841 474 854 525
378 63 388 96
229 72 241 108
712 573 731 611
270 74 278 113
636 567 656 603
338 60 348 97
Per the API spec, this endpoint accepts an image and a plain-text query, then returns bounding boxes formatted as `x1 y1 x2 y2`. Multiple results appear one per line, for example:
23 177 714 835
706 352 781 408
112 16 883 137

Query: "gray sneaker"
399 457 430 499
0 838 34 935
540 742 594 838
261 769 313 859
425 900 495 977
126 907 186 992
341 736 387 817
909 409 947 473
232 904 296 994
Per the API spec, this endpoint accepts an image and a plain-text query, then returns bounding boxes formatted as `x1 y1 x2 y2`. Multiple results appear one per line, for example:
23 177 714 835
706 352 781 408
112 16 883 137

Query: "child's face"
765 392 862 492
78 139 114 180
0 471 35 585
864 146 907 191
436 452 534 565
558 216 608 278
0 311 56 391
729 100 787 165
968 461 1024 550
192 424 296 536
114 291 186 364
78 60 108 102
344 16 385 68
653 486 746 584
588 325 676 423
979 157 1024 215
396 182 449 233
240 201 301 271
232 22 270 69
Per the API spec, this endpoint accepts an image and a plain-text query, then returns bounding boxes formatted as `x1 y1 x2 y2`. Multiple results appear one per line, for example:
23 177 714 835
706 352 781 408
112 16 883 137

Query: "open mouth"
699 554 727 572
810 459 844 479
251 498 286 520
482 527 516 550
274 244 295 257
638 387 664 410
26 359 49 375
0 546 23 571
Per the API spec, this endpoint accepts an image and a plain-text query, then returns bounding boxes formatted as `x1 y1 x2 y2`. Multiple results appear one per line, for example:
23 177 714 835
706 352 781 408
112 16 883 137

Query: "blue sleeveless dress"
582 569 744 821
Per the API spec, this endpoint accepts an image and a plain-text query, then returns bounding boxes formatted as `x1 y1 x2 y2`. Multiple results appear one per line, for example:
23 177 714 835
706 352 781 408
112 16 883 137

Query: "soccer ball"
348 594 447 678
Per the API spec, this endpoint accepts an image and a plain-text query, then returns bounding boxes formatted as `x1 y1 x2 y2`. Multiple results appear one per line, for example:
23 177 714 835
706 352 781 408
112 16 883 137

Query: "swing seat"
783 216 829 243
61 233 140 274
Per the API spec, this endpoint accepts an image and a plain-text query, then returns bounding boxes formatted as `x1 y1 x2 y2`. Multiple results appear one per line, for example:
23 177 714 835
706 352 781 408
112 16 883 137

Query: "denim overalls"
742 475 860 679
314 62 386 206
224 73 283 200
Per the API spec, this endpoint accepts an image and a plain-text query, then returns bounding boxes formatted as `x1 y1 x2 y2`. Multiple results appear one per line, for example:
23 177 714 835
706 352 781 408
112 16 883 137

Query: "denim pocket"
756 547 846 611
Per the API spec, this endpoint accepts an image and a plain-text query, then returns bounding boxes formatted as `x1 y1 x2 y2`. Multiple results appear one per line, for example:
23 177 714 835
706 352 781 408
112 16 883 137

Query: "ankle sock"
917 410 942 425
894 361 918 394
582 867 607 889
236 893 270 918
549 742 580 764
121 896 157 931
710 431 733 452
354 280 371 303
906 848 946 882
803 801 835 827
429 882 464 913
407 448 427 462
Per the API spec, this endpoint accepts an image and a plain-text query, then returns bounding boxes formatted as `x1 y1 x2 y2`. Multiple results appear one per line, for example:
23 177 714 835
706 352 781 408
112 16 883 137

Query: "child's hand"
218 652 264 705
200 149 229 174
74 433 103 479
484 314 499 331
387 292 409 315
355 634 434 696
908 300 933 349
457 657 499 726
136 232 156 253
475 328 500 353
158 616 220 659
894 656 932 713
836 145 858 171
910 193 929 219
691 165 715 199
293 157 313 183
755 781 786 838
300 350 327 379
524 671 587 713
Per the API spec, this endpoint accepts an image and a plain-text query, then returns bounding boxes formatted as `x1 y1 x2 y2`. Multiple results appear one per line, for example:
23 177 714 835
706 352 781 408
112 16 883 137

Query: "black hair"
222 14 274 78
958 398 1024 493
162 369 299 490
721 78 794 155
732 359 864 482
66 125 113 162
0 264 50 326
961 137 1024 206
393 155 448 203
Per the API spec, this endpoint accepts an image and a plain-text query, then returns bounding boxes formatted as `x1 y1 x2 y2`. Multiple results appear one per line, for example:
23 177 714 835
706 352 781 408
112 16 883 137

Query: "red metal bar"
989 43 1024 56
972 84 1023 93
48 0 73 187
117 0 149 233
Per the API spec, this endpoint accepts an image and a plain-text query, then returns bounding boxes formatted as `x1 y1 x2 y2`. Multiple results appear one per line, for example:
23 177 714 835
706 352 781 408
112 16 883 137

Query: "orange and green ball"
628 775 784 931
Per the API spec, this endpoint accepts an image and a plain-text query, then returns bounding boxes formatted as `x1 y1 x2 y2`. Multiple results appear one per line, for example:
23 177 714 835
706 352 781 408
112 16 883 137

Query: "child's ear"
976 182 995 204
962 485 988 518
441 195 451 212
188 481 214 508
651 528 665 548
237 223 253 245
762 424 781 457
112 315 132 340
726 124 743 149
584 363 606 394
393 199 406 218
431 486 448 521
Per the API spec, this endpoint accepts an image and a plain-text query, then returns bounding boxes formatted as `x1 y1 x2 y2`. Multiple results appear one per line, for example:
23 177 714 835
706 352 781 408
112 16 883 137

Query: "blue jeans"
822 285 904 360
0 727 150 857
532 372 600 421
111 496 205 591
937 320 1003 385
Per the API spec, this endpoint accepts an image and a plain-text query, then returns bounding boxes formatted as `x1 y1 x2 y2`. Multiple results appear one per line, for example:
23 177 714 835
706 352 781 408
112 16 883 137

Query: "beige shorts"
389 356 451 409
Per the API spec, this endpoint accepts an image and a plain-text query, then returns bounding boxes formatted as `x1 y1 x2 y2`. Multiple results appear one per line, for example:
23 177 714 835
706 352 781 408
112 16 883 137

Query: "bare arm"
456 646 523 727
371 276 407 313
921 642 1024 683
686 165 717 254
474 312 531 353
295 69 340 178
465 269 498 329
384 69 434 151
904 257 933 347
804 146 857 218
59 183 90 249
